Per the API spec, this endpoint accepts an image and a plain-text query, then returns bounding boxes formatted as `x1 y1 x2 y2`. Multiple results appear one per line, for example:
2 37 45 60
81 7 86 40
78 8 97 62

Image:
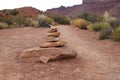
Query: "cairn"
20 26 76 63
40 26 66 48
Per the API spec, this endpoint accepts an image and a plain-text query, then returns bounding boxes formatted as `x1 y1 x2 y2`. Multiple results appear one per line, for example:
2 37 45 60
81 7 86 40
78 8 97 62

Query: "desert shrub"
0 17 13 25
13 15 27 26
103 11 110 22
109 19 120 29
6 16 39 27
87 23 94 31
92 22 111 31
2 9 19 16
9 9 19 16
31 20 39 27
27 19 39 27
46 17 55 25
111 27 120 41
24 18 39 27
50 15 70 25
99 28 112 40
0 22 9 29
93 24 101 31
72 18 89 29
24 18 33 26
9 22 19 28
0 16 32 28
77 12 103 23
103 11 115 22
37 15 54 27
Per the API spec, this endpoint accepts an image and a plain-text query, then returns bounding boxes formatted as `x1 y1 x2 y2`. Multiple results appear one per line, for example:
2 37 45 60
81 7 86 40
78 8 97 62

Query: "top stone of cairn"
48 27 58 33
47 26 60 37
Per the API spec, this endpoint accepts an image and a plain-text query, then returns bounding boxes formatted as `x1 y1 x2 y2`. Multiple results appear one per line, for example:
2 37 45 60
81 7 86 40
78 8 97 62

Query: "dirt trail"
0 26 120 80
57 25 120 80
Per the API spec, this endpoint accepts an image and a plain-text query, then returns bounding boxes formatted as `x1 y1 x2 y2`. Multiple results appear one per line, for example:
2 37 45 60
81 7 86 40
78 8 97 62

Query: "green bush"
0 22 9 29
37 15 54 27
0 17 13 25
31 20 39 27
12 15 27 26
111 27 120 41
93 23 101 31
9 22 19 28
24 18 39 27
109 19 120 29
93 22 111 31
99 28 112 40
87 23 94 31
46 17 55 25
24 18 33 26
72 18 89 29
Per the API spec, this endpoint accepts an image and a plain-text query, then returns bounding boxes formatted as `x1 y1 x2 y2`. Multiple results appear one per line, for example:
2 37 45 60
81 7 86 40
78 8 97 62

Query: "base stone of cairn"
20 47 76 63
20 26 77 63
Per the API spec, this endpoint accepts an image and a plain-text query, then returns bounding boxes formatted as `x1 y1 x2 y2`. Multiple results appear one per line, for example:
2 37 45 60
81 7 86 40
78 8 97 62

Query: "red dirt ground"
0 25 120 80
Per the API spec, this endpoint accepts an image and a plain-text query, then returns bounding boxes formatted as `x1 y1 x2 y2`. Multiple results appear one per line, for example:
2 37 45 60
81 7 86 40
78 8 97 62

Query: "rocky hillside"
17 7 43 18
46 0 120 18
0 7 42 18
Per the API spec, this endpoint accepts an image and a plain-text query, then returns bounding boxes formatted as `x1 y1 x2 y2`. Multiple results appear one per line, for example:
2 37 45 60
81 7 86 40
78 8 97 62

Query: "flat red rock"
20 47 77 63
40 41 67 48
47 32 60 37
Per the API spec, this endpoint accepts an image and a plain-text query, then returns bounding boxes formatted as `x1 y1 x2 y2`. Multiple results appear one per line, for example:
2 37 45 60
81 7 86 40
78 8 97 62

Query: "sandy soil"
0 26 120 80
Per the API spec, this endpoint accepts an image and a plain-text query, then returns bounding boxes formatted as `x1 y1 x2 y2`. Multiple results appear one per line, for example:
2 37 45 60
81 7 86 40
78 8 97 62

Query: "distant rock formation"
16 7 42 18
83 0 120 3
46 0 120 18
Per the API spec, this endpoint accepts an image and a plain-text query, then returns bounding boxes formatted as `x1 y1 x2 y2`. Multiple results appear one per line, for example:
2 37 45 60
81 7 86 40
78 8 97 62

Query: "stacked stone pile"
40 27 66 48
20 27 76 63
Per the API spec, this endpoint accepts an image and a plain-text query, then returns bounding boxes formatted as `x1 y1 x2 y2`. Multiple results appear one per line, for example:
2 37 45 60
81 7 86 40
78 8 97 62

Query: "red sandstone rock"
40 41 67 48
20 47 77 63
47 32 60 37
48 27 58 33
45 37 60 42
46 0 120 18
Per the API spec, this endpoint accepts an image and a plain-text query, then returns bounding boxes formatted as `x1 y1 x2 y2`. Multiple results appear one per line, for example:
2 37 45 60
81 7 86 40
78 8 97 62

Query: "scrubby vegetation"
71 18 89 29
87 23 93 31
0 9 120 42
37 14 55 27
112 27 120 41
99 27 112 40
77 12 103 23
109 19 120 30
0 22 9 29
0 15 38 29
0 9 56 29
71 12 120 42
92 22 111 31
0 9 70 29
48 15 70 25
